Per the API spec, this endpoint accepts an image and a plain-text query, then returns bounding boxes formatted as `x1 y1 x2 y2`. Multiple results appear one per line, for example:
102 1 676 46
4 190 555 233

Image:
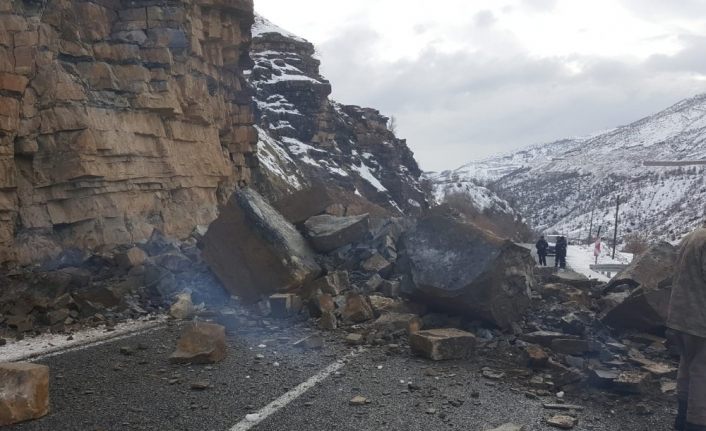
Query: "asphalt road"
7 319 674 431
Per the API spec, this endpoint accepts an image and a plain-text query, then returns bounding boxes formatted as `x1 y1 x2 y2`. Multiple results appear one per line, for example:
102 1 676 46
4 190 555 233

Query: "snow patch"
0 316 166 363
352 162 388 193
256 126 304 189
252 14 307 43
566 244 633 282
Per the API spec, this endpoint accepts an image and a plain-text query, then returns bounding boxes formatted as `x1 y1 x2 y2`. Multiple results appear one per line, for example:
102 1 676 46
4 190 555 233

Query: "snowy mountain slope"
248 15 428 215
427 174 532 241
433 94 706 243
430 174 522 218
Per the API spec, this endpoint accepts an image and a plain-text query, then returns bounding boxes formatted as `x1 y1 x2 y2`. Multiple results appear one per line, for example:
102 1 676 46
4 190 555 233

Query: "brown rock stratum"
0 0 257 265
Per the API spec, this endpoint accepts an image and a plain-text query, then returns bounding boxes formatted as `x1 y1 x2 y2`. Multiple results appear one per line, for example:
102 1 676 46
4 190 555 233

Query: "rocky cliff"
248 15 428 216
0 0 257 265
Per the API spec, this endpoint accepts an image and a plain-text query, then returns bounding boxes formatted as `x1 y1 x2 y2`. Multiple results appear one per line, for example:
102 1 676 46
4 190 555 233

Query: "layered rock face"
249 16 428 216
0 0 257 265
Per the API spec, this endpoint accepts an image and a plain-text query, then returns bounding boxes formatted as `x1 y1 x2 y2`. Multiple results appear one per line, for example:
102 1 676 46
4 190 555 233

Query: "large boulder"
409 328 477 360
303 214 370 253
342 293 374 323
169 292 195 320
202 188 321 302
271 183 339 225
169 322 227 364
605 241 676 292
602 242 677 331
0 363 50 426
114 247 148 269
272 183 390 225
399 210 535 329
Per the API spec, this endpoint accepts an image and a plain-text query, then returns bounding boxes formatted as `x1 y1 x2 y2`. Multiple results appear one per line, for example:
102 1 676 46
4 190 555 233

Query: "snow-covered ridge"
252 14 307 43
434 93 706 242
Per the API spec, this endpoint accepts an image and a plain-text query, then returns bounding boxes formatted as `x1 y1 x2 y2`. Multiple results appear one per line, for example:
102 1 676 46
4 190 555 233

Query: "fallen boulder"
604 241 676 293
115 247 148 269
342 293 374 323
270 183 338 225
523 345 549 369
303 214 370 253
319 310 337 330
602 242 677 331
169 292 195 320
269 293 303 318
0 363 50 426
399 210 535 328
202 188 321 302
361 253 392 276
304 271 349 297
170 322 227 364
372 312 423 334
272 183 390 224
409 328 476 360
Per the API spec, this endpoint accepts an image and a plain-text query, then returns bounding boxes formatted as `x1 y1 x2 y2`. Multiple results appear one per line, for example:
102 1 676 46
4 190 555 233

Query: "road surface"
6 320 673 431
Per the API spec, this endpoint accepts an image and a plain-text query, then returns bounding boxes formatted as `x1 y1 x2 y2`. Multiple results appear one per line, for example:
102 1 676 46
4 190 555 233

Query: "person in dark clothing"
535 235 549 266
555 236 567 269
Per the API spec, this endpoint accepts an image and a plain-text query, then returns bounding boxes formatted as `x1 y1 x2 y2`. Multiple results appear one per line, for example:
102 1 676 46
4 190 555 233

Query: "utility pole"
612 195 620 260
587 208 595 245
594 225 603 264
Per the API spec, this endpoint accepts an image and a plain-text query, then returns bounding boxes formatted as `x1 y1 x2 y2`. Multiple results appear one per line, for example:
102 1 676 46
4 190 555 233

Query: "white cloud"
254 0 706 171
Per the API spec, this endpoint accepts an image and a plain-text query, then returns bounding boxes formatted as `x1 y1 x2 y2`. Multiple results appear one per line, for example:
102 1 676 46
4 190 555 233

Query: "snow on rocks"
249 15 427 216
252 14 307 43
351 161 388 193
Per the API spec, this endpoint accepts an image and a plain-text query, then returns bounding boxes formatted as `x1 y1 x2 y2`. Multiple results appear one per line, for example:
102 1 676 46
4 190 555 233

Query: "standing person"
555 236 567 269
667 222 706 431
535 235 549 266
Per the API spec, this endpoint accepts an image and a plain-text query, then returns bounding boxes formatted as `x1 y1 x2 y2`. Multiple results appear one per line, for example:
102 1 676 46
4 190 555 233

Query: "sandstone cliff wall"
0 0 257 265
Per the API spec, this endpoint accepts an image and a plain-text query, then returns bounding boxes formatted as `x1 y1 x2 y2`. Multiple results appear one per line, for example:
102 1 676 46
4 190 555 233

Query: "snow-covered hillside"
248 15 428 215
433 94 706 243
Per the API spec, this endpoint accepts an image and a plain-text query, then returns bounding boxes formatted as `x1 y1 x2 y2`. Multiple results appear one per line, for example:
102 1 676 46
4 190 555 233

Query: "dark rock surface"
399 209 536 329
202 188 321 302
602 242 677 331
304 214 370 253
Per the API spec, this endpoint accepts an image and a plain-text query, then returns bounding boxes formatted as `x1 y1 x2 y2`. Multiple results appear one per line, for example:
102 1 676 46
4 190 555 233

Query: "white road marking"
2 319 167 363
229 348 364 431
27 323 166 362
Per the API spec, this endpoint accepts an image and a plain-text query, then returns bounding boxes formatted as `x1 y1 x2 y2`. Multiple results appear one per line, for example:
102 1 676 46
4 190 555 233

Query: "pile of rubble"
0 227 229 344
199 188 681 429
202 187 536 339
0 186 682 428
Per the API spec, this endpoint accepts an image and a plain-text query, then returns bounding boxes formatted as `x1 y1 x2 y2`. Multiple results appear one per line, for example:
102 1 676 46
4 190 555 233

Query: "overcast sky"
255 0 706 171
